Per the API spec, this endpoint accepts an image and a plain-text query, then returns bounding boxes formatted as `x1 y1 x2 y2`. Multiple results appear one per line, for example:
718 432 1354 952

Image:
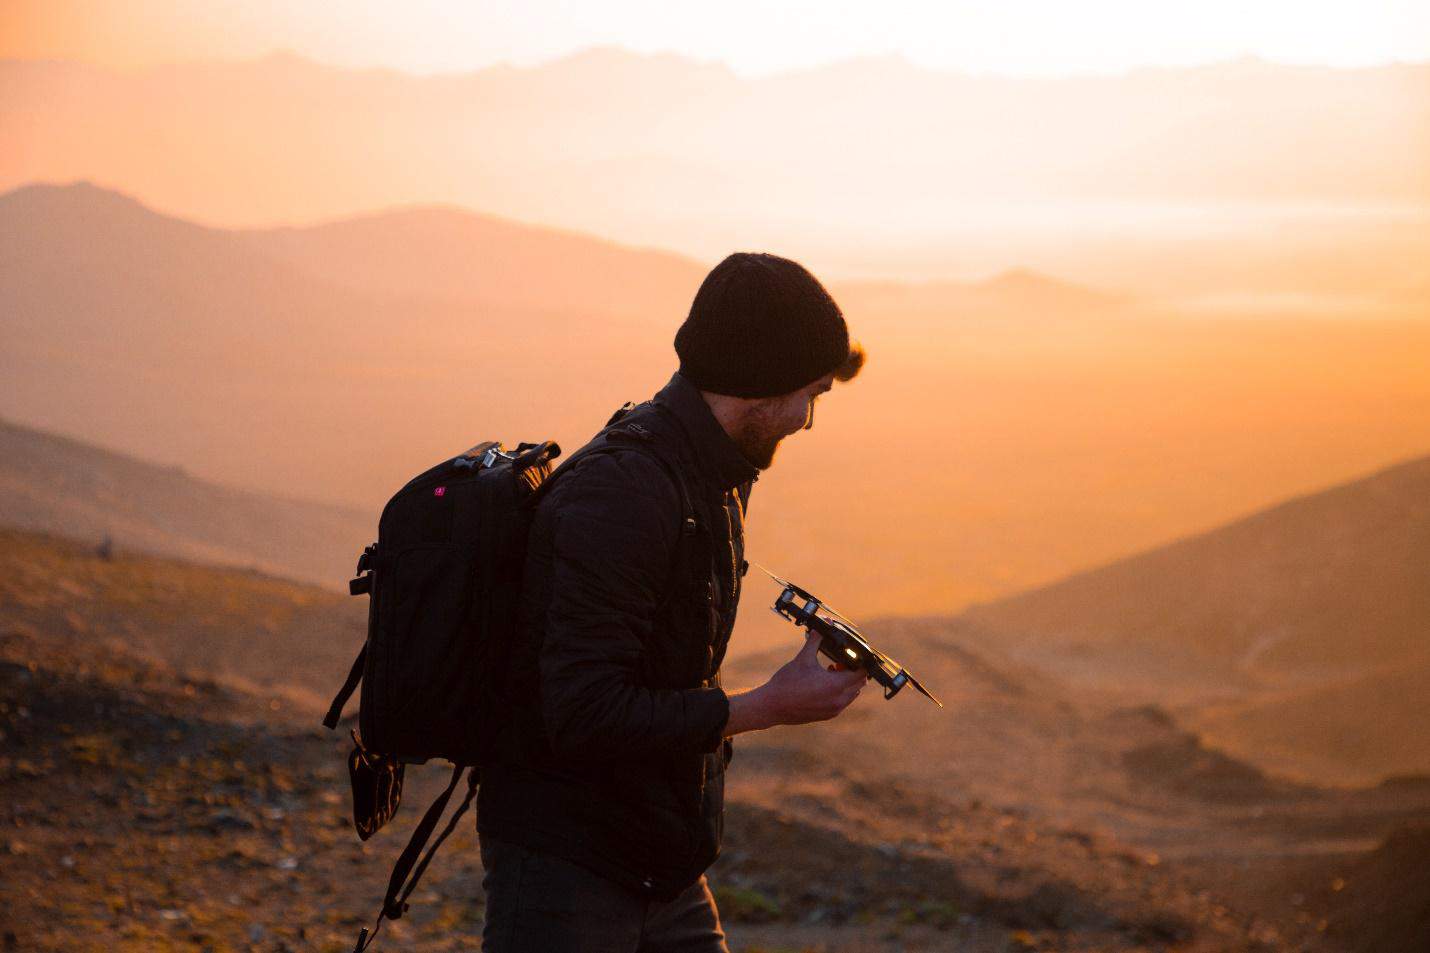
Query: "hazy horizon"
9 44 1430 79
8 0 1430 76
5 48 1428 296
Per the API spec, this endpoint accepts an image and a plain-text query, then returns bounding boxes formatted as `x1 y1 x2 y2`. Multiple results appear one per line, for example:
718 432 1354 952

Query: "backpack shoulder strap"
528 403 698 539
598 434 698 537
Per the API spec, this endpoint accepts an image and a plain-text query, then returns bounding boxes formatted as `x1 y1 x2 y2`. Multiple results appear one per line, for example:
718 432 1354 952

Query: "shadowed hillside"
964 453 1430 677
0 527 365 709
1193 657 1430 786
959 453 1430 786
0 418 369 588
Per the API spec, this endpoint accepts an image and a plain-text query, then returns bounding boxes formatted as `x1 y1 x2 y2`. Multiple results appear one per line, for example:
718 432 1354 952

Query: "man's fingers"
796 630 823 664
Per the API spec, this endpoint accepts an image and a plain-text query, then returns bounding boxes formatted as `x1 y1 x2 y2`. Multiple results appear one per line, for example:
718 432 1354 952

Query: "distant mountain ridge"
0 180 709 315
7 180 1430 631
2 50 1424 254
244 202 706 313
0 181 718 508
0 180 1113 513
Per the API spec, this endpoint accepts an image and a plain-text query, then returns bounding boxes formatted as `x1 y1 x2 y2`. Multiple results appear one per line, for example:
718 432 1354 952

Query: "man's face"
730 373 835 470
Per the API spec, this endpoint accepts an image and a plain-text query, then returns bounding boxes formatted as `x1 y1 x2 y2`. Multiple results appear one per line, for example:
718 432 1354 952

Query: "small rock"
205 809 254 833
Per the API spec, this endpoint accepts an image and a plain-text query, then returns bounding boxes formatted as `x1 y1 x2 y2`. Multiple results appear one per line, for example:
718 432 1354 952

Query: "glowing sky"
4 0 1428 76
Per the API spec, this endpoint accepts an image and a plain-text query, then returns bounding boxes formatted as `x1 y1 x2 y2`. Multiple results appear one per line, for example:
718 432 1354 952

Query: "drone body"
757 564 942 707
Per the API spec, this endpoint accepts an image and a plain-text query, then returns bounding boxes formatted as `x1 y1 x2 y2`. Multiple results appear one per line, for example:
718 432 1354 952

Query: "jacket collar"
652 371 760 492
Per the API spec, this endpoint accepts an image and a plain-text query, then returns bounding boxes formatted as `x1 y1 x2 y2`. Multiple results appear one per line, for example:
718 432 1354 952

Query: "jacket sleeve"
538 448 730 762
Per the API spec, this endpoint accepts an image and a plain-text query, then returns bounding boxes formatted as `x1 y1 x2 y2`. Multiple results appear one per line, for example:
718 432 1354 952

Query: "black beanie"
675 252 852 398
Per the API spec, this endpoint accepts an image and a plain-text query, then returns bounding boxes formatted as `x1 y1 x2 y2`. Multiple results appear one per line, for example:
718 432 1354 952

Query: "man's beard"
731 414 787 470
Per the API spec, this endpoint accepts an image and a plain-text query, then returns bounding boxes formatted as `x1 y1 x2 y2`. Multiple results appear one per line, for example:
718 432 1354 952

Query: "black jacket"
477 371 759 900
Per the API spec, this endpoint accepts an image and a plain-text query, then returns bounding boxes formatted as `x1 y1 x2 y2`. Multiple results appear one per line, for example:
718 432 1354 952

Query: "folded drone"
753 563 942 707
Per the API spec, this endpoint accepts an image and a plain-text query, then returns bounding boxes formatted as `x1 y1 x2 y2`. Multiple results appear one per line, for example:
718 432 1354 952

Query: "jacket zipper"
726 489 742 611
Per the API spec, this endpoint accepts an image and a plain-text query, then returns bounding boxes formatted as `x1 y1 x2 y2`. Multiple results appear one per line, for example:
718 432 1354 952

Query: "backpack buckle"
480 446 517 469
605 401 638 426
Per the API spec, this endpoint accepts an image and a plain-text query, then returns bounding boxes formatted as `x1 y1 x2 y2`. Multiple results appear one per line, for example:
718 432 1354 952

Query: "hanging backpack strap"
351 763 479 952
323 646 366 730
325 543 378 730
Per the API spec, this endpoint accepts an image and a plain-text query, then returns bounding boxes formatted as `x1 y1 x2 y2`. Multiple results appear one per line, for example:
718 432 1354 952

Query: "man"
477 252 867 952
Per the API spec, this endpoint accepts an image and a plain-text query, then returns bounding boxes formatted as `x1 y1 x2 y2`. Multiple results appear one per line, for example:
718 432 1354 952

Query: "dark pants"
479 836 729 953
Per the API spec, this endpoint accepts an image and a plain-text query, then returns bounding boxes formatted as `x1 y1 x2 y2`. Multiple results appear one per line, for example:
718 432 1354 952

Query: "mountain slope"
1193 655 1430 785
245 205 705 314
0 418 370 588
0 527 365 708
0 182 694 508
964 453 1430 679
959 454 1430 784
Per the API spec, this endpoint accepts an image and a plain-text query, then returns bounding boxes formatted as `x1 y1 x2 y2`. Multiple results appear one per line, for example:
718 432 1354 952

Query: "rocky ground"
3 530 1429 951
0 626 1248 952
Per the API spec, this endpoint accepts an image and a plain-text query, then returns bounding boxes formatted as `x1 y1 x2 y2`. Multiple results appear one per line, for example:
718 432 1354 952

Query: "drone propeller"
904 672 944 708
750 561 863 630
751 561 806 598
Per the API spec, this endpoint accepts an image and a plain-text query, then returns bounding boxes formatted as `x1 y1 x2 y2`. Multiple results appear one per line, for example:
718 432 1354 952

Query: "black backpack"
323 402 698 951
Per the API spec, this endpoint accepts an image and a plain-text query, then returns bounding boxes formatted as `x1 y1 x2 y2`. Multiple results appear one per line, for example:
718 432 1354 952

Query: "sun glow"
4 0 1428 77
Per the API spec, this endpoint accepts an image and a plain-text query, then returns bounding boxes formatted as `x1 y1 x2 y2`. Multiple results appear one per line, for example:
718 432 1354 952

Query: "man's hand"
723 630 867 737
